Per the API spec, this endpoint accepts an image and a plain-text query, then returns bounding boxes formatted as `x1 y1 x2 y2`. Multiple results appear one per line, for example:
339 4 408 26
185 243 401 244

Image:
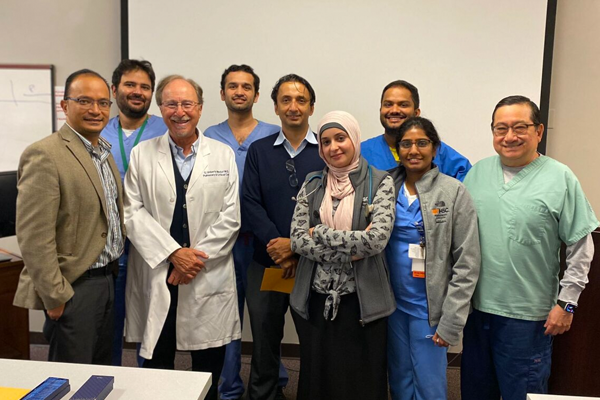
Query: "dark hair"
220 64 260 93
381 80 420 109
155 75 204 106
64 69 110 99
395 116 441 152
270 74 316 106
111 59 156 91
491 95 541 128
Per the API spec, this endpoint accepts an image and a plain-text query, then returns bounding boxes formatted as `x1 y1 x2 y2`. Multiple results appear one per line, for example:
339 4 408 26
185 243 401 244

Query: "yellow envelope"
260 267 295 294
0 387 30 400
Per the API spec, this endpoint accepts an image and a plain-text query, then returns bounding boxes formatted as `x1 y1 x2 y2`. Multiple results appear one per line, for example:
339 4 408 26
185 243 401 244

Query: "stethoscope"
295 165 374 218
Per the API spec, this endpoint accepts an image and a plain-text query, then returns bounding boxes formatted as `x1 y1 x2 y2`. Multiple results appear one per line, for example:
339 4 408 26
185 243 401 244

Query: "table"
0 249 28 359
0 358 211 399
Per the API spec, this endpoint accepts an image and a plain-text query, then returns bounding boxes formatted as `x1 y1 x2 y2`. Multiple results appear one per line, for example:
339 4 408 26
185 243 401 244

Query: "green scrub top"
464 155 598 321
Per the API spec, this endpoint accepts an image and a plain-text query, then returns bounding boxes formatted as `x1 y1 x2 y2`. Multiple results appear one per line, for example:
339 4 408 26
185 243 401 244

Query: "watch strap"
557 300 577 314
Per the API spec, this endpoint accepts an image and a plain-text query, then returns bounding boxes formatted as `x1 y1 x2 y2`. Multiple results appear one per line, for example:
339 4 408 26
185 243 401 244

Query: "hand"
47 303 65 321
279 257 298 280
432 332 449 347
308 227 315 237
267 237 293 264
168 268 193 285
168 248 208 279
544 304 574 335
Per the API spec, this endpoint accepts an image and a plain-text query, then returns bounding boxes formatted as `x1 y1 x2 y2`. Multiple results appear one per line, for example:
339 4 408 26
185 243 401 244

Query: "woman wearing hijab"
290 111 396 400
386 116 480 400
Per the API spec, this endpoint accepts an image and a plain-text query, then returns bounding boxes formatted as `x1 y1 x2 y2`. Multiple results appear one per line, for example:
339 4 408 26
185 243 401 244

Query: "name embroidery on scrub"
203 170 230 178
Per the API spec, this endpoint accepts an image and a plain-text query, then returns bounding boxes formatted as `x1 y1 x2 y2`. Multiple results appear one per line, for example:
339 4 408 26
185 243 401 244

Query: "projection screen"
127 0 552 164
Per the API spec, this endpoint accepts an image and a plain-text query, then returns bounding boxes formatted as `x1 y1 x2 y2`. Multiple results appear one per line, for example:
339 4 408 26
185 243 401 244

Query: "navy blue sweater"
242 133 325 267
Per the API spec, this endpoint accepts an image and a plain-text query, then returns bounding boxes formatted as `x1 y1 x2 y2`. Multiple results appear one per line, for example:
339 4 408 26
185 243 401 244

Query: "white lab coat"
124 131 241 359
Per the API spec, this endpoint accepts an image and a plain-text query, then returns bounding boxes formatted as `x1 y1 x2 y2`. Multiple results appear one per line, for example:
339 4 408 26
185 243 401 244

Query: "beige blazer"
13 124 125 310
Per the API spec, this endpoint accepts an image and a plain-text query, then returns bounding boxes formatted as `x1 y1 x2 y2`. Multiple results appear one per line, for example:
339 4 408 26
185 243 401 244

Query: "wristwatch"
557 300 577 314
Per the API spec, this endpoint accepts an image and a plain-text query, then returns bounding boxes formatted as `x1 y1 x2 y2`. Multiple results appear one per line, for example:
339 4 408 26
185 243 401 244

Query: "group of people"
12 59 597 400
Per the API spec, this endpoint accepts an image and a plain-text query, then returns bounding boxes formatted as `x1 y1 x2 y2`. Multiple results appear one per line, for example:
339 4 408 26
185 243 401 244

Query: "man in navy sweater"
242 74 325 400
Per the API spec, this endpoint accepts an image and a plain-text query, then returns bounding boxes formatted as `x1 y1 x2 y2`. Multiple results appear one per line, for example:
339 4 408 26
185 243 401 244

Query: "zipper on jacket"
415 181 432 328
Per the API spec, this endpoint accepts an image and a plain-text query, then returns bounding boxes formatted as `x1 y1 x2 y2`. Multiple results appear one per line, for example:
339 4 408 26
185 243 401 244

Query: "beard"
380 111 416 138
116 92 150 119
225 95 255 114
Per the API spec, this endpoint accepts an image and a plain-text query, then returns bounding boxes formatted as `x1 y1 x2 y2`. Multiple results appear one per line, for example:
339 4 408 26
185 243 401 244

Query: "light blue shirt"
273 127 318 158
168 132 199 180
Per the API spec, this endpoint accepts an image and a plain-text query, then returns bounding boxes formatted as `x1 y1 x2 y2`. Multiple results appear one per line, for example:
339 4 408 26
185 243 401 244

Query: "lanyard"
414 221 426 248
118 115 149 173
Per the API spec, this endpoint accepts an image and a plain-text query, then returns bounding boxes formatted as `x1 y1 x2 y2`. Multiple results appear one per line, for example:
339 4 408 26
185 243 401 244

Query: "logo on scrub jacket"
431 201 448 223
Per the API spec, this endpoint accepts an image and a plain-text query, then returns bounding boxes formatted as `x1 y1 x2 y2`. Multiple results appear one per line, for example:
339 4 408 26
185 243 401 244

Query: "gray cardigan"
290 158 397 325
389 165 481 345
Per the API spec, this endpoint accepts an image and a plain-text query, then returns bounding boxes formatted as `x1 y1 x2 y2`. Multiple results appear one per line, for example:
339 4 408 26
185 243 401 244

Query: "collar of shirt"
273 126 317 158
168 131 200 160
66 123 112 162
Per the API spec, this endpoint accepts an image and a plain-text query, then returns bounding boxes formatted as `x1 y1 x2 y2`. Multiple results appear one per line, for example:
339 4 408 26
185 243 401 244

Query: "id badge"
408 243 425 278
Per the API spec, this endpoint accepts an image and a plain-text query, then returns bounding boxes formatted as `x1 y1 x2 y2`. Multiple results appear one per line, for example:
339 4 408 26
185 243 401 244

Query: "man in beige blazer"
13 69 125 365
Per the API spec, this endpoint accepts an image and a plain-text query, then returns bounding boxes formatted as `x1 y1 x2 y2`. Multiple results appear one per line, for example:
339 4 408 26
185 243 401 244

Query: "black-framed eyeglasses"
65 97 112 110
285 159 298 187
399 139 433 149
492 123 537 137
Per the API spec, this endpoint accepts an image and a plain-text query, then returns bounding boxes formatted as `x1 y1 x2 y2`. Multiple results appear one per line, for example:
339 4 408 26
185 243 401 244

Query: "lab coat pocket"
508 204 548 245
200 182 227 213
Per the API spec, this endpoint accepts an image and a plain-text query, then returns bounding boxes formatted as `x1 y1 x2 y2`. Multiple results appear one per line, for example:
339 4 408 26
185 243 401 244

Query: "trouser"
461 309 553 400
246 261 292 400
219 235 288 399
143 265 226 400
387 308 448 400
112 240 129 366
43 262 116 365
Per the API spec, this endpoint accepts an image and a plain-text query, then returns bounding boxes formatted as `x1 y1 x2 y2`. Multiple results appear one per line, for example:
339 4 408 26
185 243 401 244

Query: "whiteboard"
0 65 55 171
128 0 550 165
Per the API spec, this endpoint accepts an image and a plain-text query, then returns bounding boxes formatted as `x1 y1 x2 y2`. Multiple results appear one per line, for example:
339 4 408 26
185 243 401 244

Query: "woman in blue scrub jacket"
386 116 481 400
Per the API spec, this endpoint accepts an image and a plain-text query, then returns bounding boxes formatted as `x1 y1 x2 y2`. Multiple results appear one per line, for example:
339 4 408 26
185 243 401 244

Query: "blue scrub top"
361 134 472 181
101 115 168 180
385 183 428 319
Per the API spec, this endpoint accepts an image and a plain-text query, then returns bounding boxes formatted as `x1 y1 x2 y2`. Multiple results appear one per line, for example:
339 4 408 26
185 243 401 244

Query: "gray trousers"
43 267 115 365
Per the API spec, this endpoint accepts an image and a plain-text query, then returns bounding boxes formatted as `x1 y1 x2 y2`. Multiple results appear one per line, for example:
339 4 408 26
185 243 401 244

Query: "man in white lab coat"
124 75 241 400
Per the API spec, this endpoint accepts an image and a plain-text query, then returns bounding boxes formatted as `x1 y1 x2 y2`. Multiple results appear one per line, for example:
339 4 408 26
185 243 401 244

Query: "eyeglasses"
399 139 433 149
285 159 299 187
492 123 537 137
161 101 200 111
66 97 112 110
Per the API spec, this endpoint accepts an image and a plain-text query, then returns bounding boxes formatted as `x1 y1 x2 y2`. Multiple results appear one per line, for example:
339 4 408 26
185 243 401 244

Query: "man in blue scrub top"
101 59 167 366
461 95 598 400
362 80 471 180
203 64 282 400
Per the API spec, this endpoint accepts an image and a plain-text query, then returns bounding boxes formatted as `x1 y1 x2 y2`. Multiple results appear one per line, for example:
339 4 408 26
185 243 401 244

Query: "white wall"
0 0 121 89
547 0 600 216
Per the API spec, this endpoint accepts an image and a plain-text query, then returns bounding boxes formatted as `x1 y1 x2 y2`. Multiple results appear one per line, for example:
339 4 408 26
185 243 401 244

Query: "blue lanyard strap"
414 221 426 248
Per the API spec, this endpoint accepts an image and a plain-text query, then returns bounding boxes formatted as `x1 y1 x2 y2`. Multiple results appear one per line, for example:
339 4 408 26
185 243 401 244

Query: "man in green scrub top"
461 95 598 400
